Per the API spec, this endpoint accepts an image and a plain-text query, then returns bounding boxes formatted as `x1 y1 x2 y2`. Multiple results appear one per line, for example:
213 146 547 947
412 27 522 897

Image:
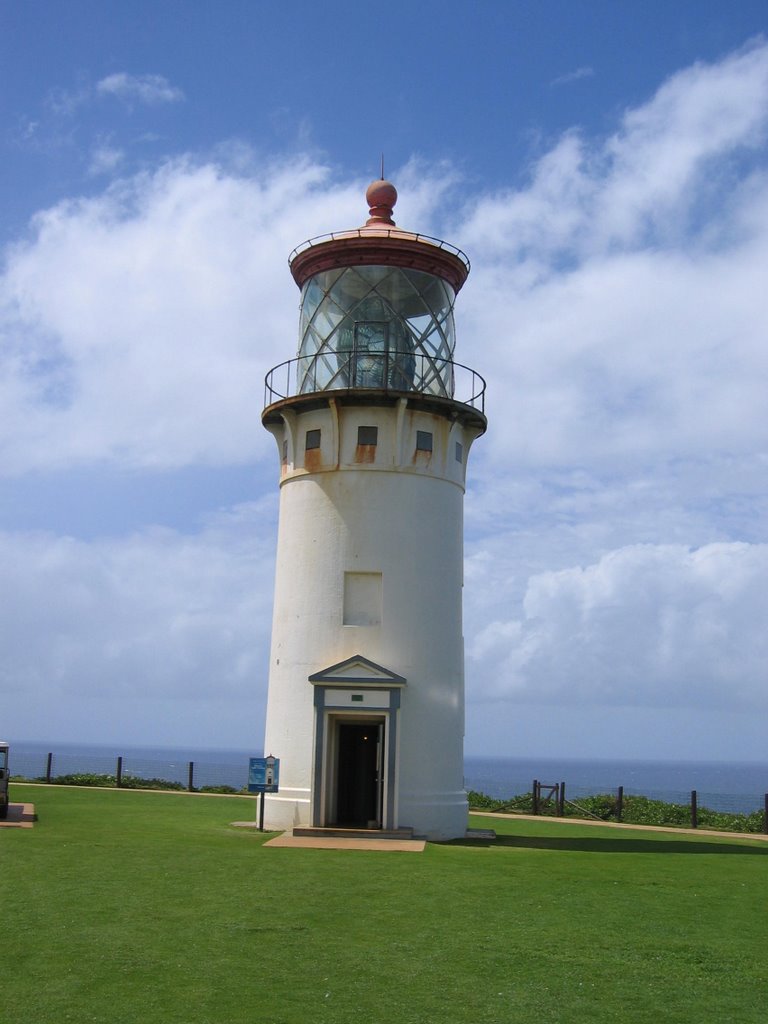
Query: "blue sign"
248 756 280 793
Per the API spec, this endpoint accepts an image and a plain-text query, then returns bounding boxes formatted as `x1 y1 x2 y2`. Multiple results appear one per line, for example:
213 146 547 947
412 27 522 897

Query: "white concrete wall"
262 397 482 839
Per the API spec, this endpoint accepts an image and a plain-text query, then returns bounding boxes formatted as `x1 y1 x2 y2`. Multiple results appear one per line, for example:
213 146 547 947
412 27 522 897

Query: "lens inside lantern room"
296 265 457 396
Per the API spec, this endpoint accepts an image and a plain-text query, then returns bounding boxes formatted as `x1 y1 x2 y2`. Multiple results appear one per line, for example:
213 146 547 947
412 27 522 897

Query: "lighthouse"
261 179 486 840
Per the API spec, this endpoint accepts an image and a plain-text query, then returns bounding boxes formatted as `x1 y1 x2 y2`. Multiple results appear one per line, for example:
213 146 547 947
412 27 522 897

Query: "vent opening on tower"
358 425 378 446
416 430 433 452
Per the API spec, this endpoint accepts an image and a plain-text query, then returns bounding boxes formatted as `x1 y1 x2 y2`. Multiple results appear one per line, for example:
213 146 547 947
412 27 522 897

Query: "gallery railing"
289 229 471 274
264 349 486 414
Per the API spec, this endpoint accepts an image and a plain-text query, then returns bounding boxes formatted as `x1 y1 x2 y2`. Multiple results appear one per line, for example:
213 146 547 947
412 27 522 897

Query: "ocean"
9 740 768 815
463 755 768 814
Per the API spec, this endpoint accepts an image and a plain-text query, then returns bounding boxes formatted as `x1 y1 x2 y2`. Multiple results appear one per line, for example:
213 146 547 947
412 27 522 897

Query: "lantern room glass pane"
296 266 457 397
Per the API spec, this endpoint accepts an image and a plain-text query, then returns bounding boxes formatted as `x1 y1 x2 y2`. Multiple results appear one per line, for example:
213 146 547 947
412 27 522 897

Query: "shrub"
49 773 117 788
469 788 767 834
564 793 618 820
466 789 504 810
118 775 186 791
45 773 185 791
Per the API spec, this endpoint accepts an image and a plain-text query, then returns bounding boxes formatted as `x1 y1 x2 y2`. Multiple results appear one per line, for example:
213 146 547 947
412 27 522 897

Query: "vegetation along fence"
10 750 247 794
467 777 768 834
10 750 768 834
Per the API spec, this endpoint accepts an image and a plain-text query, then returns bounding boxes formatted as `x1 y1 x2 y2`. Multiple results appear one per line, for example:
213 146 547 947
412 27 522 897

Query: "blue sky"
1 1 767 761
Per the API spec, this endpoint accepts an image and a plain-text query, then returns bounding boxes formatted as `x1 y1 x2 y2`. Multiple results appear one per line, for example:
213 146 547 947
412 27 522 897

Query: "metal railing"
289 229 471 273
264 349 486 414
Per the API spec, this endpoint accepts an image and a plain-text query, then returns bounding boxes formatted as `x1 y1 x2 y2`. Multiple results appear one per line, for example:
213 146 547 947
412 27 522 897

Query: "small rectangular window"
305 429 321 450
357 425 378 446
282 440 288 463
416 430 433 452
343 572 382 626
455 441 463 463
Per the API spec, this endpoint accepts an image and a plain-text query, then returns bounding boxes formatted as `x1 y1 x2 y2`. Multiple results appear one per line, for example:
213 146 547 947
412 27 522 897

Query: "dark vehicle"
0 742 9 819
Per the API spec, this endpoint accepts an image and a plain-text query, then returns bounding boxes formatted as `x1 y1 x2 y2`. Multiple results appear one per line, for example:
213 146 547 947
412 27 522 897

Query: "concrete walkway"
264 832 426 852
238 825 496 851
0 803 36 828
231 820 426 850
470 810 768 842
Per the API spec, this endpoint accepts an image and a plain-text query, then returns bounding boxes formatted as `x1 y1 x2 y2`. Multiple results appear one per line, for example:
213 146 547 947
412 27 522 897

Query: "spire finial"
365 176 397 227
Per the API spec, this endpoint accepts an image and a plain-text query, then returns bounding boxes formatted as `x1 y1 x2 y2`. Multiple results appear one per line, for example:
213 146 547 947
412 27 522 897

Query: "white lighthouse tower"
261 179 486 840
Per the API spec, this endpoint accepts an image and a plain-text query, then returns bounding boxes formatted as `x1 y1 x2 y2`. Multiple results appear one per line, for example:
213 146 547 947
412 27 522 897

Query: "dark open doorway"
335 721 383 828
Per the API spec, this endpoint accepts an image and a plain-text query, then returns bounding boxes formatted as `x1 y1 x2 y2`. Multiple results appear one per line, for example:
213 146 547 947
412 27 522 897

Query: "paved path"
0 803 36 828
470 810 768 842
264 833 426 852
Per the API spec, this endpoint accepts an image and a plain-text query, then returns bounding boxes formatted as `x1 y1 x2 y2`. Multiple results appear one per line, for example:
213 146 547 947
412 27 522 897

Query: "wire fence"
463 769 768 818
554 780 765 816
11 750 768 829
11 750 249 792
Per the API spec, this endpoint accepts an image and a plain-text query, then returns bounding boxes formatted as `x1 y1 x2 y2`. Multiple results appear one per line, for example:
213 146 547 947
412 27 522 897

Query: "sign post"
247 755 280 831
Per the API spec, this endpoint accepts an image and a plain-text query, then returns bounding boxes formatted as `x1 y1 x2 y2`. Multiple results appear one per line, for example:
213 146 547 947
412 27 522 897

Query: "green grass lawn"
4 784 767 1024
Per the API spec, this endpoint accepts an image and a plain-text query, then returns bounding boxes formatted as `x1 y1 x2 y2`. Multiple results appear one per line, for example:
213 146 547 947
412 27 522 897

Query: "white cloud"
0 501 277 744
457 39 768 475
88 140 124 176
551 66 594 87
468 542 768 712
2 40 768 753
0 157 368 472
454 41 768 733
45 84 91 117
9 38 765 480
96 73 185 106
0 151 455 475
460 39 768 258
597 41 768 246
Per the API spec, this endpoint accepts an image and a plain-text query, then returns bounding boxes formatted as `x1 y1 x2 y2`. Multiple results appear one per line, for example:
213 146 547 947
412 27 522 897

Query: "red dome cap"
365 179 397 225
288 179 470 293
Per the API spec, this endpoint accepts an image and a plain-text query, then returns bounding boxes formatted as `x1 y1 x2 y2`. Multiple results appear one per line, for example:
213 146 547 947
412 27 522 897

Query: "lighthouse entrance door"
309 660 404 830
331 717 384 829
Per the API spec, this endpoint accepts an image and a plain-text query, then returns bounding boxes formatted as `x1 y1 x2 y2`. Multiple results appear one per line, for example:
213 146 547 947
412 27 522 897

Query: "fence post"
616 786 624 822
532 779 539 816
188 761 194 792
46 752 53 784
116 756 123 788
764 794 768 835
557 781 565 817
690 790 698 829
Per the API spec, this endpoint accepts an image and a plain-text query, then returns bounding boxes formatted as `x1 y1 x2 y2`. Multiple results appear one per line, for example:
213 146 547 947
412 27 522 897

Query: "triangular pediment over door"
308 654 406 687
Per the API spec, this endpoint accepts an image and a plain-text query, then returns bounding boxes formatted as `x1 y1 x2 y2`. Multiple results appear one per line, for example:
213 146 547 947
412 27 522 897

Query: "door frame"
326 715 385 828
310 683 402 830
